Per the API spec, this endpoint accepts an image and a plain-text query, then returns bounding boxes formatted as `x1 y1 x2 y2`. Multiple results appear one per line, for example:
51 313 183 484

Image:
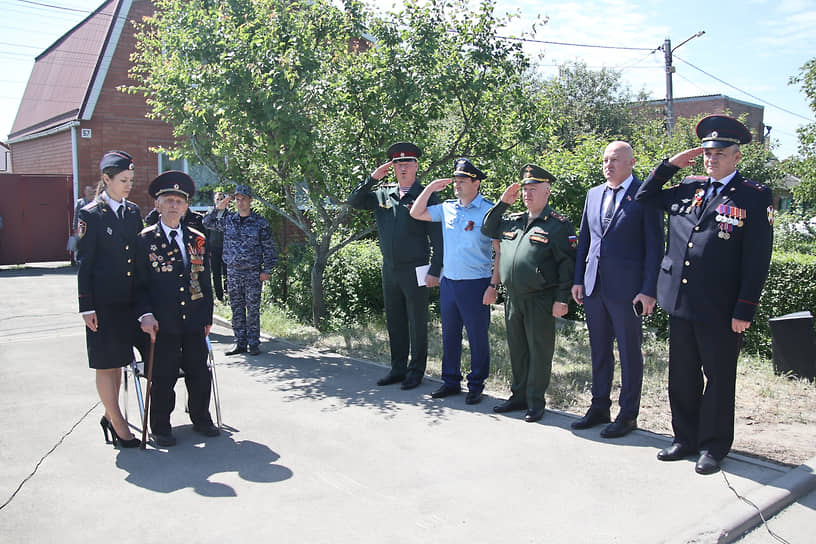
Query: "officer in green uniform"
482 164 577 422
348 142 444 390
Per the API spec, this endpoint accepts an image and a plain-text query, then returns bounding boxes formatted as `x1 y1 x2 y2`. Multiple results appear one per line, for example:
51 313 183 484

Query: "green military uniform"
348 173 443 383
482 182 576 412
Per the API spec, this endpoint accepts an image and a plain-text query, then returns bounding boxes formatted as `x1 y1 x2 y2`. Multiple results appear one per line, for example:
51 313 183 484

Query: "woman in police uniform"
76 151 144 448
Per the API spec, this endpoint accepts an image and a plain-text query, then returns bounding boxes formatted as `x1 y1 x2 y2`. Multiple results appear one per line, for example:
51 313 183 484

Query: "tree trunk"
310 242 330 329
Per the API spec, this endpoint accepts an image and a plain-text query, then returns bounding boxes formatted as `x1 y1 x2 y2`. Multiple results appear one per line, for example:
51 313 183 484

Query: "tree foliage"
787 57 816 205
128 0 540 327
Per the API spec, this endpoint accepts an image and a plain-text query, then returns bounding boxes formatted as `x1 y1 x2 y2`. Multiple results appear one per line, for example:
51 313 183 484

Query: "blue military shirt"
427 193 495 280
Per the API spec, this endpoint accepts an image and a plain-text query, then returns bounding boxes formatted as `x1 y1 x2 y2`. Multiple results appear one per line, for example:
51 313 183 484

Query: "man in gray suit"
570 141 663 437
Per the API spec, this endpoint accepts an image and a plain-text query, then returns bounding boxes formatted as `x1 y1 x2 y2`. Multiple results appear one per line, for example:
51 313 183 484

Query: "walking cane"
140 337 156 450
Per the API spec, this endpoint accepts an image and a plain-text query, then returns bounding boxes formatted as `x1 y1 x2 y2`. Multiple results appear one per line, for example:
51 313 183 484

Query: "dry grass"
221 301 816 466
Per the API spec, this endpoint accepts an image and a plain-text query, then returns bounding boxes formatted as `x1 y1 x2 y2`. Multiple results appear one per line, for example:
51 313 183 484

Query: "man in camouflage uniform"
481 164 577 423
203 184 277 356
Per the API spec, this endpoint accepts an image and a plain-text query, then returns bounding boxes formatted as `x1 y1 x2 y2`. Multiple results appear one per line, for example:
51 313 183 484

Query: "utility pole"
663 38 674 135
661 31 705 136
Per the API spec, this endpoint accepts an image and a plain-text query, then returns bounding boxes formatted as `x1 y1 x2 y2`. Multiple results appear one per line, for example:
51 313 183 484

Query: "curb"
668 455 816 543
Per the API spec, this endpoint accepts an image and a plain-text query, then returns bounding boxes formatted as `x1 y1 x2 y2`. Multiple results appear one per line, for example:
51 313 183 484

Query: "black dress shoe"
193 423 220 437
524 407 546 422
430 385 461 398
570 408 611 430
492 399 527 413
153 432 177 447
225 344 247 355
657 442 697 461
465 391 483 405
695 451 721 475
248 345 261 356
600 417 637 438
400 376 422 390
377 372 406 386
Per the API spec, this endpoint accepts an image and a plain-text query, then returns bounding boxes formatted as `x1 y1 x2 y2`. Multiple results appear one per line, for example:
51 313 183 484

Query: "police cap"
99 150 134 173
148 170 195 200
519 163 555 185
235 184 253 198
696 115 752 148
387 142 422 162
453 158 486 180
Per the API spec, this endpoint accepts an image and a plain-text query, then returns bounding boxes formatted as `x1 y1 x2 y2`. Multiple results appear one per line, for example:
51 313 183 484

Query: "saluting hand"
371 161 393 181
215 195 233 210
668 147 704 169
427 178 452 192
501 182 521 205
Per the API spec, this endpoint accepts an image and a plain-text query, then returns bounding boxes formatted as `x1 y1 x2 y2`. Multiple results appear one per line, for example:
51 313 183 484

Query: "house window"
158 153 222 207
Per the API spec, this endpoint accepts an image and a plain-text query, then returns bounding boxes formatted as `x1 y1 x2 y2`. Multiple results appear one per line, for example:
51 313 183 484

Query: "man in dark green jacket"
482 164 576 422
348 142 444 390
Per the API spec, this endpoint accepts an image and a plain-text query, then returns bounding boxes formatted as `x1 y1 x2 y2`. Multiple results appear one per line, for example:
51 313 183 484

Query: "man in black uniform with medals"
348 142 444 390
136 171 218 447
636 115 773 475
482 164 577 423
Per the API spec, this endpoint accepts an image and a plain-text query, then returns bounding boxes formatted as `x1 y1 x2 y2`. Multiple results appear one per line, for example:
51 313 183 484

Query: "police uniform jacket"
134 224 213 334
77 197 143 312
635 160 773 323
481 201 576 302
348 176 444 276
202 210 277 273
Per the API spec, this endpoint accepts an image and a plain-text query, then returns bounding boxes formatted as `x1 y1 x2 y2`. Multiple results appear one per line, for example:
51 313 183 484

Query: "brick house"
630 94 768 145
6 0 187 213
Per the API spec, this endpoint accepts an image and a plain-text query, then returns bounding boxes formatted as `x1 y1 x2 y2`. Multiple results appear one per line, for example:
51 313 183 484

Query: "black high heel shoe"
108 421 141 448
100 416 112 443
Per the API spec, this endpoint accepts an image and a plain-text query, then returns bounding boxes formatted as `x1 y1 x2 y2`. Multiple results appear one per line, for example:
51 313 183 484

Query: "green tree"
128 0 539 327
787 57 816 205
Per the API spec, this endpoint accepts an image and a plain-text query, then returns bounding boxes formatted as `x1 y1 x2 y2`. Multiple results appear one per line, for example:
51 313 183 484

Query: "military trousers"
227 268 262 348
382 261 429 379
440 277 491 392
149 329 212 435
504 290 556 411
668 316 742 460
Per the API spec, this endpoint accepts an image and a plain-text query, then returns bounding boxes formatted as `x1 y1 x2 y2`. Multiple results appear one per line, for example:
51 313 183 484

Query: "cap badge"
711 131 719 138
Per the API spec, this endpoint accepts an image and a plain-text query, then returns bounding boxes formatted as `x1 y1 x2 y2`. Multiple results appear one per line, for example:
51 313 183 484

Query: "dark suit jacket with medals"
135 223 214 334
76 196 143 312
635 160 773 324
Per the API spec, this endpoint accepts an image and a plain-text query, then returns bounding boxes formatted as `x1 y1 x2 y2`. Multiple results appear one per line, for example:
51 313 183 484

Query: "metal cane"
206 336 222 429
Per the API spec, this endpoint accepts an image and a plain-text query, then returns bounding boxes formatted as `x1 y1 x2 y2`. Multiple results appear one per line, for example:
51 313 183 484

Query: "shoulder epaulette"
683 175 708 184
188 227 206 239
140 224 159 236
81 199 100 211
508 212 525 220
550 210 568 223
741 178 768 192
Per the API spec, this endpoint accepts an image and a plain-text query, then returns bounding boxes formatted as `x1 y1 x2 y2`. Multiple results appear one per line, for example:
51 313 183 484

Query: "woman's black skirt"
85 303 147 369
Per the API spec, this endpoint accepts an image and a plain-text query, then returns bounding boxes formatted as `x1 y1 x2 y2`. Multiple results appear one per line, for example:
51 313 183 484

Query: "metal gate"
0 174 73 265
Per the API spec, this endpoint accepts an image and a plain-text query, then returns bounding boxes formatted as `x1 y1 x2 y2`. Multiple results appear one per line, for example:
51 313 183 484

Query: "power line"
497 33 655 52
674 54 814 123
15 0 93 15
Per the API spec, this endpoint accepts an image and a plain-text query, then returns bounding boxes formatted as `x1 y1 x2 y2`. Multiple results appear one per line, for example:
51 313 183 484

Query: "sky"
1 0 814 158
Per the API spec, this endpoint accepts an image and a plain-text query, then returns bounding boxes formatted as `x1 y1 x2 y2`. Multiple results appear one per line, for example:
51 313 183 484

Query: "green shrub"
265 238 441 330
750 251 816 355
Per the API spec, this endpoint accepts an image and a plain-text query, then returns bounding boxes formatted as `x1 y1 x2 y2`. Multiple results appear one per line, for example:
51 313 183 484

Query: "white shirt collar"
102 192 124 213
605 174 633 194
711 170 737 186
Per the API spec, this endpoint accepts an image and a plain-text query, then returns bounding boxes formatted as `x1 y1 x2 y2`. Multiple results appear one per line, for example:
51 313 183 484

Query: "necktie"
704 181 722 208
169 230 186 266
602 186 622 230
117 206 125 221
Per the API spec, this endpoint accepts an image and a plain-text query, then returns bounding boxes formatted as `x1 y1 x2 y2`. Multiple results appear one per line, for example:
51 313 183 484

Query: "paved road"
1 265 813 543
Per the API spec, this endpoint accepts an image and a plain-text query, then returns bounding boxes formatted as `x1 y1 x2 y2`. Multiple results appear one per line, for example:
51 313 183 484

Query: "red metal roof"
9 1 119 139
